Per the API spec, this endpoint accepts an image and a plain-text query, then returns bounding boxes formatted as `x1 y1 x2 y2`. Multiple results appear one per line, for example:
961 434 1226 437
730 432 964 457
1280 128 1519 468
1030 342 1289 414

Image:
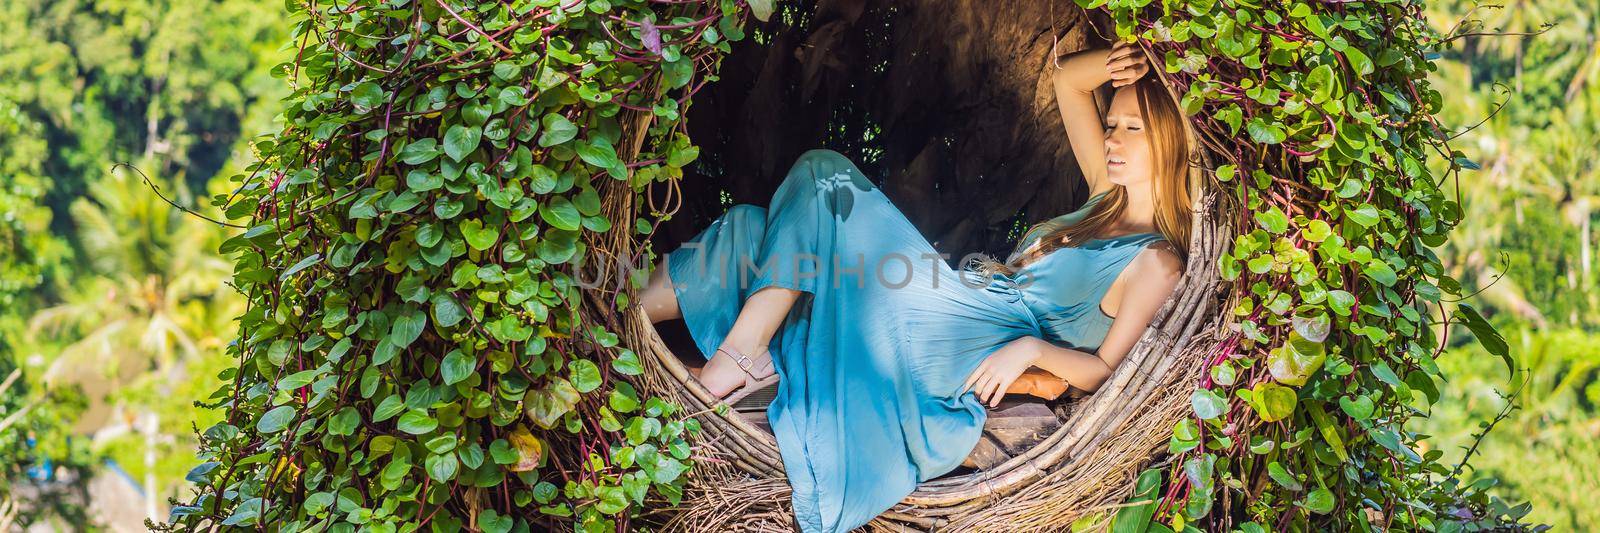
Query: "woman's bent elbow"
1077 365 1114 393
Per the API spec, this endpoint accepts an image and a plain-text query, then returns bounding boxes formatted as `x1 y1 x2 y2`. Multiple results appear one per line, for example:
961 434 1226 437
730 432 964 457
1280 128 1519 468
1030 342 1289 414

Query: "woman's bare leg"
699 286 802 397
639 255 802 397
641 256 682 324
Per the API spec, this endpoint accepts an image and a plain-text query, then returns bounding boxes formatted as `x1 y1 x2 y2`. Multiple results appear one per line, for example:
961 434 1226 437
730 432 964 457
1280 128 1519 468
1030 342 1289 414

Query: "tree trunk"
657 0 1114 261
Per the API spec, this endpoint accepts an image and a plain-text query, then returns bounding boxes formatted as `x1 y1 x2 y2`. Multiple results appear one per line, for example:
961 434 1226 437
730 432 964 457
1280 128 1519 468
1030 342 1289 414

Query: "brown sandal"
715 346 779 405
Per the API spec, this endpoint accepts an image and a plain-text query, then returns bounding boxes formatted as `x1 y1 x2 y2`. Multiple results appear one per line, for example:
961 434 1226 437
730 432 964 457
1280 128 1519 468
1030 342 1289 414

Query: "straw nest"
578 3 1239 531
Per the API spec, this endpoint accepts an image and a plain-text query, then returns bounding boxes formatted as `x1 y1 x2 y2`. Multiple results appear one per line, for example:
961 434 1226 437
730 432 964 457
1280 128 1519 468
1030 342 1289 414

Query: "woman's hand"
1050 39 1152 91
960 337 1042 408
1106 40 1151 87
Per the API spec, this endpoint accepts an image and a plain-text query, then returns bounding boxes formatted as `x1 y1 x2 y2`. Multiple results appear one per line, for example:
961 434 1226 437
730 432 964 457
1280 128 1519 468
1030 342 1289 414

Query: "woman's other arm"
962 244 1184 405
1030 243 1185 391
1049 41 1150 197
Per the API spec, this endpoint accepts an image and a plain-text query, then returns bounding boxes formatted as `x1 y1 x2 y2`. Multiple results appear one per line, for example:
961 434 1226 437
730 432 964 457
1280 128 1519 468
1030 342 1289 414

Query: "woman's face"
1104 86 1152 187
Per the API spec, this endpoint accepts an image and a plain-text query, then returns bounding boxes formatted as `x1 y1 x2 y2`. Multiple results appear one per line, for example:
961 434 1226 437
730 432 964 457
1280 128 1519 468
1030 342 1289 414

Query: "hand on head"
1106 40 1151 87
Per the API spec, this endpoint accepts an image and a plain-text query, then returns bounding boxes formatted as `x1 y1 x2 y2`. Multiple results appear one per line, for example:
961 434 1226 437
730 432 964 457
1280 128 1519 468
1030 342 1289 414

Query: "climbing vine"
165 0 1533 531
1084 0 1532 531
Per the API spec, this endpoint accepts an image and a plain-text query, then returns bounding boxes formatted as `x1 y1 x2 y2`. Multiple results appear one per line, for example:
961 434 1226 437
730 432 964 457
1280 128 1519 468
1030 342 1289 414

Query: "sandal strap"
717 346 773 378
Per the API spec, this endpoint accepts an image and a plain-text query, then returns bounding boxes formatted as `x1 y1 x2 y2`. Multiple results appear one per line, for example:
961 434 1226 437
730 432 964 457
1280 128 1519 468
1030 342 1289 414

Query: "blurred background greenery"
0 0 1595 530
0 0 286 527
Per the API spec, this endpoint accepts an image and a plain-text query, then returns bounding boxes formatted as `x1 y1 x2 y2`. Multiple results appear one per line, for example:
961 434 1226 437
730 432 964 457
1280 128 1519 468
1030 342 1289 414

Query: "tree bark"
658 0 1113 261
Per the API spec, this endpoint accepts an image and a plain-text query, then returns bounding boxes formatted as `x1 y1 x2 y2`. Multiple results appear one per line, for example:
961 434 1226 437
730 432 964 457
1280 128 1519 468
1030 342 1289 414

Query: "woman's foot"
698 342 777 403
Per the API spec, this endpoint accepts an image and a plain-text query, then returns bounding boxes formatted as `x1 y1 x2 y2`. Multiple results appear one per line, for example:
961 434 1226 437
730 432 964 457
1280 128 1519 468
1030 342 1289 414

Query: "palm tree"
22 162 240 517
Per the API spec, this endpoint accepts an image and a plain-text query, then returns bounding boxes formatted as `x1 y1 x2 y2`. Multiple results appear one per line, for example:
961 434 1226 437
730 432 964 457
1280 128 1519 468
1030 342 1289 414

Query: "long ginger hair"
979 75 1195 278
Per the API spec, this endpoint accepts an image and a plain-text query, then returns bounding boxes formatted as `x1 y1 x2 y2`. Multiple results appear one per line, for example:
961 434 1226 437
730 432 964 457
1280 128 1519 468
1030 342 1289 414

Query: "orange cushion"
1005 368 1069 400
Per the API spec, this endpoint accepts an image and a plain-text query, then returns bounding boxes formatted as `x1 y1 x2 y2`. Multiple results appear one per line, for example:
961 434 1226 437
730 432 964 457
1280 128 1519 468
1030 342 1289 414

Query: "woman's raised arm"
1048 40 1150 197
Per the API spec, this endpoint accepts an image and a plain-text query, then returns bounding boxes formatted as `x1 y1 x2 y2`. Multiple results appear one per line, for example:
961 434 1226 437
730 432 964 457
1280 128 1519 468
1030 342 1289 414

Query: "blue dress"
664 149 1166 533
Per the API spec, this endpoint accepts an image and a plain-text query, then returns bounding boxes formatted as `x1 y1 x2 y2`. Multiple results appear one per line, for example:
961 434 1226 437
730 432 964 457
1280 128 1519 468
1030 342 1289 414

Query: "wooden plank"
959 435 1011 470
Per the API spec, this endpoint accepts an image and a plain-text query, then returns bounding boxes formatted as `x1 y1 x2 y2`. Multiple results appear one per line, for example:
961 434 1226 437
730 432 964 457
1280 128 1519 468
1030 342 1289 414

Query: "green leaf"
1170 418 1201 454
480 510 513 533
525 379 581 429
1370 426 1422 461
1363 260 1398 287
432 293 467 328
541 196 583 231
372 337 400 367
490 439 519 465
1344 47 1374 77
1454 304 1511 376
1190 388 1227 420
570 359 602 393
1371 360 1403 388
276 369 318 391
1302 219 1332 242
461 219 501 251
1338 395 1375 420
1215 164 1236 182
1328 290 1357 316
399 138 441 165
463 101 493 126
1346 204 1381 227
1249 382 1297 422
281 253 323 280
1267 332 1324 387
649 455 687 484
1291 313 1331 343
328 337 353 363
373 394 405 422
536 230 579 264
1301 487 1335 514
1245 118 1286 144
390 309 427 349
1267 462 1302 491
351 81 385 110
267 339 293 367
486 314 534 343
304 492 335 514
443 124 482 162
1306 401 1349 462
258 406 296 434
380 456 411 491
609 383 640 413
662 57 693 89
538 114 578 147
528 164 559 194
748 0 775 21
441 349 477 385
595 485 628 515
612 349 644 376
397 410 439 434
1210 363 1237 387
328 407 361 436
1111 469 1163 533
425 452 459 482
1304 64 1335 102
406 169 443 192
666 136 699 167
577 137 625 179
1254 205 1289 234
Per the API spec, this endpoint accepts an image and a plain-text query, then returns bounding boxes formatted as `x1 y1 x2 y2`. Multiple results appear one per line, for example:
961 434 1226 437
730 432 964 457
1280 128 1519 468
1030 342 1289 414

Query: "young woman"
637 39 1192 533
